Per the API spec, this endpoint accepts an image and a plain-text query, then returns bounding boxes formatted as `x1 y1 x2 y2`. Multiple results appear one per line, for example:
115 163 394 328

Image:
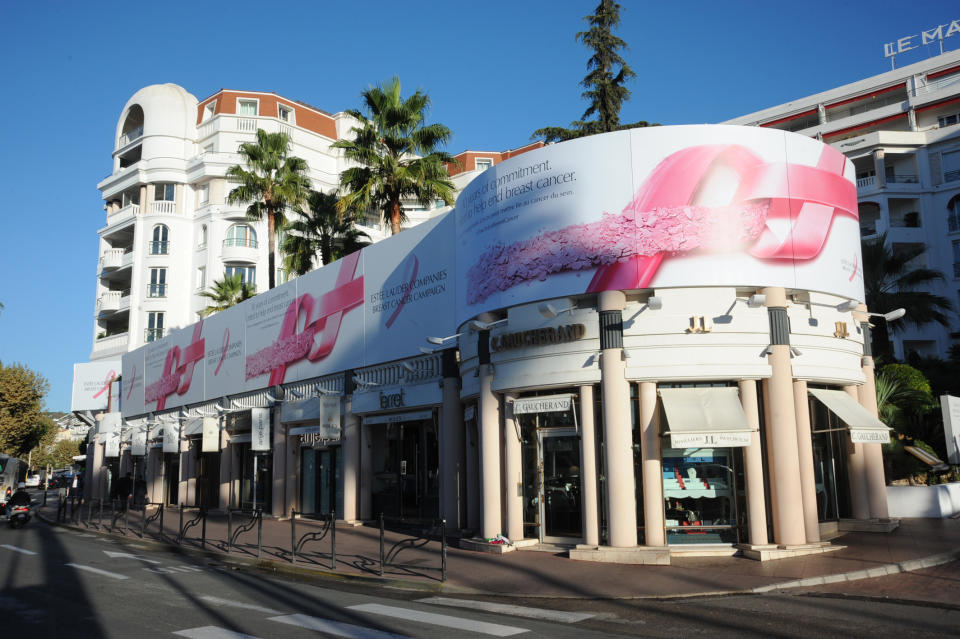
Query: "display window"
661 444 744 544
809 391 852 521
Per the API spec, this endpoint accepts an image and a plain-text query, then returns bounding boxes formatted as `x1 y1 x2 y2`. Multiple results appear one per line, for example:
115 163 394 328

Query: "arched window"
225 224 257 248
150 224 169 255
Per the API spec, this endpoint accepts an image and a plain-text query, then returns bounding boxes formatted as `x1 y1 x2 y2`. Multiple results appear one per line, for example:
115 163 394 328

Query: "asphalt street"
2 490 959 638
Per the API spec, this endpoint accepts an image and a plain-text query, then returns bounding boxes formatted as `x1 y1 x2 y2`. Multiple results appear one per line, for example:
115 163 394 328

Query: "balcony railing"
886 174 918 184
145 328 166 343
237 118 257 133
147 284 167 298
856 176 876 188
914 73 960 97
224 237 258 249
91 332 129 356
97 289 131 313
151 201 176 215
149 241 169 255
99 248 133 270
118 126 143 147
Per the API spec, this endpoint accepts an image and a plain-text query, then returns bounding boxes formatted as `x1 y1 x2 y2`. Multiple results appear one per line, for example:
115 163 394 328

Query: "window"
954 240 960 278
196 266 206 291
225 264 256 286
146 312 165 342
198 224 207 250
278 105 294 123
150 224 169 255
944 150 960 183
949 197 960 234
197 184 209 206
202 101 217 122
148 268 167 297
938 112 960 128
154 183 175 202
475 158 493 171
238 99 258 116
122 190 139 208
225 224 257 248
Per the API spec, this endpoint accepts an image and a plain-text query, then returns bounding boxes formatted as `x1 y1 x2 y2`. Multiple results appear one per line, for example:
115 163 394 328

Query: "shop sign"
669 431 751 448
380 389 405 409
202 417 219 453
131 430 147 456
512 394 573 415
362 409 433 425
849 428 890 444
105 430 121 458
299 425 342 446
162 422 179 453
251 407 271 451
883 20 960 58
490 324 585 352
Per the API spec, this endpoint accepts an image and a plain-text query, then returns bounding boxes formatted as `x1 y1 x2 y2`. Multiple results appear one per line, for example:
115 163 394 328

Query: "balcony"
118 126 143 148
108 203 139 226
150 201 176 215
96 290 131 316
147 283 167 298
856 175 876 189
91 332 129 358
222 237 259 263
148 241 169 256
99 248 133 272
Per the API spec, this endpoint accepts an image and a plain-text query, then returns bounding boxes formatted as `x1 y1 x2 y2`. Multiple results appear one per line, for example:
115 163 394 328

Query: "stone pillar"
219 426 231 511
792 380 821 543
761 378 779 543
844 385 871 520
856 314 889 519
599 291 637 547
342 394 360 522
359 422 373 521
639 381 664 547
502 393 524 542
762 287 806 546
478 357 501 540
579 384 600 547
271 409 285 518
286 428 298 514
179 436 191 507
440 350 466 529
739 379 769 546
92 441 105 503
465 407 481 532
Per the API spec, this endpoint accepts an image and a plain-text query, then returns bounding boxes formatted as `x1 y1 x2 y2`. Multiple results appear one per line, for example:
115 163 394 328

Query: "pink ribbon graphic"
587 144 857 292
214 328 230 375
144 321 206 410
126 366 136 400
92 370 117 399
245 252 364 385
385 255 419 329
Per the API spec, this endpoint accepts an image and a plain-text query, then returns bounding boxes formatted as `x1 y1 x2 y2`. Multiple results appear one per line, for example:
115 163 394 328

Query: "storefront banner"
454 126 862 323
202 417 219 453
670 431 752 448
362 215 456 365
71 361 121 411
162 421 180 453
202 304 245 401
251 407 270 451
131 429 147 456
512 394 573 415
104 430 121 458
143 321 206 412
942 394 960 464
121 351 145 417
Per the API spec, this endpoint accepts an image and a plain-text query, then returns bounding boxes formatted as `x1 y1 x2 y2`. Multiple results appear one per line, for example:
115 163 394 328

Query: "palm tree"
862 232 953 361
333 77 457 236
227 129 310 289
281 190 371 277
199 274 255 317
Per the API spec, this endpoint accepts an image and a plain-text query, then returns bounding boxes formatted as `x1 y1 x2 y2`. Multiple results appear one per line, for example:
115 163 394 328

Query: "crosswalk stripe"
1 544 38 555
200 596 285 615
347 603 528 637
269 613 411 639
417 597 595 623
172 626 262 639
65 563 129 580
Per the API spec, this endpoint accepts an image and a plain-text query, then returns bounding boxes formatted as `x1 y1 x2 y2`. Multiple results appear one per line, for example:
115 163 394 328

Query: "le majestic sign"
884 20 960 58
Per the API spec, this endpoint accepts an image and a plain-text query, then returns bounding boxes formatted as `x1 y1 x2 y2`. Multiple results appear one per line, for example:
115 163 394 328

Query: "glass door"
540 429 583 543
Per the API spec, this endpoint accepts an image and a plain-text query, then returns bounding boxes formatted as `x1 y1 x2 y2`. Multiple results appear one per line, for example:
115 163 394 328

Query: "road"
1 492 958 638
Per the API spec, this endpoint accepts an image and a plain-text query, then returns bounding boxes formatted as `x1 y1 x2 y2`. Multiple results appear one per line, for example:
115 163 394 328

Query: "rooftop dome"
114 84 199 146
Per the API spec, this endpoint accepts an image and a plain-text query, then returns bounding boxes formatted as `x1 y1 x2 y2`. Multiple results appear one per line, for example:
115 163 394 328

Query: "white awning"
808 389 891 444
183 418 204 436
659 387 754 448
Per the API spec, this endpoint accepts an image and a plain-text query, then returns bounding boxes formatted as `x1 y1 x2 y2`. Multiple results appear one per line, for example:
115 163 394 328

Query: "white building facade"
725 49 960 360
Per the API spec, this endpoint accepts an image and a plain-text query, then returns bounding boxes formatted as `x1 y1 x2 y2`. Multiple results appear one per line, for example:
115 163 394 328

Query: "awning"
808 389 891 444
183 418 204 436
659 387 754 448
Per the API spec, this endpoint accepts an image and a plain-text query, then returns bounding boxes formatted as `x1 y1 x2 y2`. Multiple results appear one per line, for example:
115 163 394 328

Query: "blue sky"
0 1 956 411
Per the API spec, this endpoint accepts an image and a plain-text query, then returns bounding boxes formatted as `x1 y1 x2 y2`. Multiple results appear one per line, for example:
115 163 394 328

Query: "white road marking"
417 596 595 623
172 627 261 639
144 565 203 574
103 550 162 564
269 613 411 639
199 596 285 615
1 544 37 555
347 603 528 636
65 563 129 580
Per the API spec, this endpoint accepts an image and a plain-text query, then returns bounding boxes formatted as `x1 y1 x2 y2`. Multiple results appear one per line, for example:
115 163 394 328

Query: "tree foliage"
227 129 311 290
199 274 256 317
532 1 654 142
333 76 457 236
0 362 52 458
31 427 79 471
282 190 371 276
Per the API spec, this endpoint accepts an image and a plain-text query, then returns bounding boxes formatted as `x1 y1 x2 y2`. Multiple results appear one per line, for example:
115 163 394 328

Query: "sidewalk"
38 498 960 601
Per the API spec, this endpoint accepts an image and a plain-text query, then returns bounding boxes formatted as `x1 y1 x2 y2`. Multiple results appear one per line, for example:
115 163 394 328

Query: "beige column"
271 410 285 517
599 291 637 547
465 410 481 531
639 381 664 546
478 363 502 540
760 379 779 543
844 385 871 520
286 431 298 514
342 396 360 522
792 380 821 543
179 437 191 507
92 441 105 502
739 379 769 546
762 287 806 546
218 426 231 511
858 355 889 519
579 385 600 547
440 370 466 528
359 423 373 520
502 394 524 542
140 184 149 212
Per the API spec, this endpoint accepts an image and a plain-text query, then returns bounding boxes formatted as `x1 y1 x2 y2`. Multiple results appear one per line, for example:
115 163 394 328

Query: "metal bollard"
379 513 385 577
178 503 184 546
201 509 207 550
141 506 146 538
257 511 263 559
330 509 337 570
227 509 233 553
441 518 447 582
291 509 297 564
159 503 165 541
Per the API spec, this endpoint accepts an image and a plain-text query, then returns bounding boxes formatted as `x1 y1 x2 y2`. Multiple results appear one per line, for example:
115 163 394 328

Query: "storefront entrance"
238 443 271 512
370 414 439 520
301 446 340 516
163 454 179 506
809 395 852 522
